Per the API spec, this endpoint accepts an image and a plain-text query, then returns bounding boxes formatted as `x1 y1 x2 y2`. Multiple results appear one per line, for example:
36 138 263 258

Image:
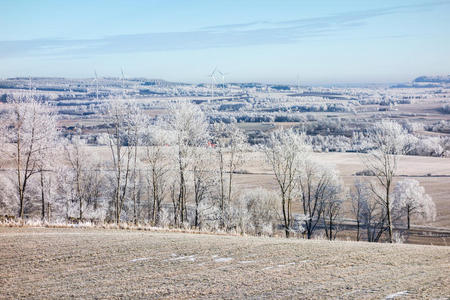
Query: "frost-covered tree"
127 101 147 224
0 174 18 217
298 161 340 239
105 99 134 223
321 173 343 241
166 102 208 226
36 141 59 221
264 129 310 238
349 179 371 241
393 179 436 230
236 188 279 236
363 120 414 243
353 181 388 242
64 138 104 221
143 125 172 226
0 96 57 219
191 146 217 228
211 121 246 228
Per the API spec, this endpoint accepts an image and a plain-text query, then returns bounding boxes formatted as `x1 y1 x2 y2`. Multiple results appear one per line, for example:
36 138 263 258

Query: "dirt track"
0 227 449 299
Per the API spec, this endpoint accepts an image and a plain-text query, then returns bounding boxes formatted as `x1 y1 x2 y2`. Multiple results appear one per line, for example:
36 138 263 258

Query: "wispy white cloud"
0 1 447 59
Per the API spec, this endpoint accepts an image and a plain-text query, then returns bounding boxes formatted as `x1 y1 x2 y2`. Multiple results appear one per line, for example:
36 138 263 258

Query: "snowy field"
1 227 449 299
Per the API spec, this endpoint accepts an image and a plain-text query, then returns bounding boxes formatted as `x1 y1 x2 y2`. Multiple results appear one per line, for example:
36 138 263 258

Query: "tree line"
0 96 436 242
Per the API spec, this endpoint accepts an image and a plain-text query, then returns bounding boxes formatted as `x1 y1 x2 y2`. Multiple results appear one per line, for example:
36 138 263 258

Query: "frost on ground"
239 260 256 264
0 227 449 299
130 257 153 262
214 257 233 263
169 255 197 262
385 290 409 299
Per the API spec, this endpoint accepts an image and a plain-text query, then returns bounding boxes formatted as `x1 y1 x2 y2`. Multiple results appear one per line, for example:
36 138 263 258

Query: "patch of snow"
170 255 196 262
130 257 152 262
299 259 312 263
214 257 233 263
239 260 256 264
385 291 409 299
277 262 295 268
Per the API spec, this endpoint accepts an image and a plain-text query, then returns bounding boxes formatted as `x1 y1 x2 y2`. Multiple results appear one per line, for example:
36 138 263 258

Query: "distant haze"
1 0 449 84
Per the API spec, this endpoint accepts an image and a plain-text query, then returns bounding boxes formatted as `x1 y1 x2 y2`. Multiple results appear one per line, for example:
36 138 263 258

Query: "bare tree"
362 120 413 243
298 161 339 239
0 96 57 219
211 121 246 228
36 136 59 221
127 101 146 224
393 179 436 230
143 125 172 226
64 138 104 221
191 147 217 228
166 102 208 226
106 99 134 224
360 184 388 242
264 129 310 238
350 180 389 242
321 175 342 241
349 179 371 241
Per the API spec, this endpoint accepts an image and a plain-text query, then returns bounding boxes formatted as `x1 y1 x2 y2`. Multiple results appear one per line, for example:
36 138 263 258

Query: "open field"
236 152 450 228
0 227 449 299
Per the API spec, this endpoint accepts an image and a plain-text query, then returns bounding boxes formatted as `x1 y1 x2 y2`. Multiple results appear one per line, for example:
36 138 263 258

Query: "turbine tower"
208 67 219 100
121 68 125 97
93 70 99 100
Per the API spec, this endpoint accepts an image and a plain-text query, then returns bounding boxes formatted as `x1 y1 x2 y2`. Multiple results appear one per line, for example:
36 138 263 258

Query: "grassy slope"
0 227 448 299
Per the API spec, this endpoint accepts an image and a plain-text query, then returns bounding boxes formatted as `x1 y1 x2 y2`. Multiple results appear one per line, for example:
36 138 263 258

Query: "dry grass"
0 227 448 299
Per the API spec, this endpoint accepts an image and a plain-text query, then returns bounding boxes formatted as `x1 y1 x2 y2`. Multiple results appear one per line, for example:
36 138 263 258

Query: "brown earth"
0 227 448 299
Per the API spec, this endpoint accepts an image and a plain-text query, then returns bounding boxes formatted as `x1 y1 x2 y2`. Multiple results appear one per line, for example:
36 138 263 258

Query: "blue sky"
1 0 449 84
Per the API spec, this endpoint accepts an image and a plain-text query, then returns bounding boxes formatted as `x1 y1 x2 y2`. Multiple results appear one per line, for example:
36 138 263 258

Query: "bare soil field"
0 227 448 299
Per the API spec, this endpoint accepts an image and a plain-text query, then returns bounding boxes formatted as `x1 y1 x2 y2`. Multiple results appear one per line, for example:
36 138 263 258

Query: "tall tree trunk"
16 134 25 219
115 127 121 224
47 203 51 222
227 151 234 204
76 173 82 220
152 170 158 225
407 205 411 230
132 139 138 225
329 216 333 241
281 194 289 238
219 152 225 229
147 177 152 223
386 181 393 243
40 170 45 221
356 218 360 241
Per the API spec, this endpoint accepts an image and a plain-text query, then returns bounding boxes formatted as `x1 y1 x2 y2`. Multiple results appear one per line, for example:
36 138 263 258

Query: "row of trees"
0 96 255 232
264 121 436 242
0 96 436 242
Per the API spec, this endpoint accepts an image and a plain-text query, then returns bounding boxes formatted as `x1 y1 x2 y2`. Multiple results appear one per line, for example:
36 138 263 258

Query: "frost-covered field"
1 227 448 299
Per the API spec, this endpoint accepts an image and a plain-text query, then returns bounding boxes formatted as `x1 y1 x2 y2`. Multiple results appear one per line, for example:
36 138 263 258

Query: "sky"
1 0 449 84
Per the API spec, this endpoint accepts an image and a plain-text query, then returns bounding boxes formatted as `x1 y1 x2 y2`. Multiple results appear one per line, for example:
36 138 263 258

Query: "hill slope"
0 228 448 299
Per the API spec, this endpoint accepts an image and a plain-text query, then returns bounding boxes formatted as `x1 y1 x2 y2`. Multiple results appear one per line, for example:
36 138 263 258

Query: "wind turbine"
93 70 99 100
208 67 219 100
216 69 229 96
296 73 302 94
121 68 125 97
